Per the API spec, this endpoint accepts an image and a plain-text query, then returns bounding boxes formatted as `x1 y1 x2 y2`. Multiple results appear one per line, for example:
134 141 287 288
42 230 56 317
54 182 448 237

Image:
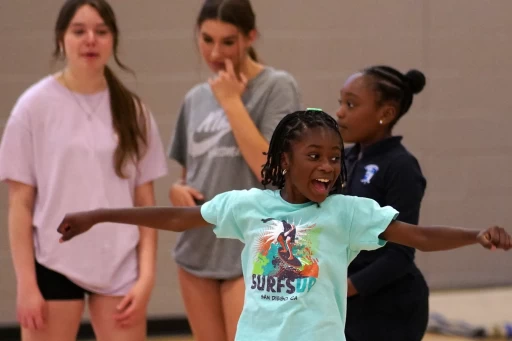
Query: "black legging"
345 277 429 341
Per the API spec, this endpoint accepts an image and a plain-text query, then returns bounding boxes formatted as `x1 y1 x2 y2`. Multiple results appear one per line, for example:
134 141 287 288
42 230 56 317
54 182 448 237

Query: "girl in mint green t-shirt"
56 109 511 341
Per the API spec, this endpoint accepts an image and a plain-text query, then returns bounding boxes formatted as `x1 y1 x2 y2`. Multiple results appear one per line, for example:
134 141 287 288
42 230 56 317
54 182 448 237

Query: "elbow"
415 237 436 252
416 243 429 252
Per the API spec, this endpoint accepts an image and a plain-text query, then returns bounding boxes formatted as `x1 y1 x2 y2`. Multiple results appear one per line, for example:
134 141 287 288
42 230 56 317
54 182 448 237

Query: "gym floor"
85 287 512 341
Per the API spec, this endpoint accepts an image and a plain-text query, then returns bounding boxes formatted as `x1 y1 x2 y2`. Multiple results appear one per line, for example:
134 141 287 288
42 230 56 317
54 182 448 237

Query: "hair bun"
405 69 426 94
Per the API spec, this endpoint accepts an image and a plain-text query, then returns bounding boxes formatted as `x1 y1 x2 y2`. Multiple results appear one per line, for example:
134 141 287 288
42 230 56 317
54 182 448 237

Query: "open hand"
477 226 511 250
17 285 47 331
209 59 248 104
114 279 152 328
57 210 99 242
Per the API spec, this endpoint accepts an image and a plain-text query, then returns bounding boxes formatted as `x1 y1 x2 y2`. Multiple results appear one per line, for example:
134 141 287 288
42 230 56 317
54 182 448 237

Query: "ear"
247 29 258 45
378 104 398 126
280 152 291 171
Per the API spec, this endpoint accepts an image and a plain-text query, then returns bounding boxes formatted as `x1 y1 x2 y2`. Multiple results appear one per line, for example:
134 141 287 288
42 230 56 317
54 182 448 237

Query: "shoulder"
388 145 423 174
16 76 58 108
327 193 376 207
323 194 388 224
183 82 211 102
8 76 59 123
206 188 266 213
261 67 299 90
229 187 268 202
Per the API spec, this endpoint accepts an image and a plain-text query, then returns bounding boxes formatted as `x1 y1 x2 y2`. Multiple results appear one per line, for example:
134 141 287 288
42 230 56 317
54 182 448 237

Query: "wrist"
137 273 156 287
175 179 186 186
93 208 107 224
469 229 481 243
220 96 243 112
17 277 38 292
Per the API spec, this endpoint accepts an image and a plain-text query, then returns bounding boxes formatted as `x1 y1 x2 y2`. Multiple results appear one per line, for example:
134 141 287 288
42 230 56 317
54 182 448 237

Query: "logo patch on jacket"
361 164 379 184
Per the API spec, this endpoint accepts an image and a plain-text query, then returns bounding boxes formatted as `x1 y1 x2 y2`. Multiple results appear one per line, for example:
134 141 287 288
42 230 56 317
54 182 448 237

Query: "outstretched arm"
57 206 209 242
380 221 511 252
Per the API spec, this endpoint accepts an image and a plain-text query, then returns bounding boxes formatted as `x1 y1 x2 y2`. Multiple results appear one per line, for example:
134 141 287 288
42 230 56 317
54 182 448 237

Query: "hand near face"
209 59 248 104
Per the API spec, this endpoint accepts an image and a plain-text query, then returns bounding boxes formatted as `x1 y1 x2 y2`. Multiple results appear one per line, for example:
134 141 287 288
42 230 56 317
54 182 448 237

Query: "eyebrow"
70 23 108 28
306 144 342 151
201 33 238 40
341 91 360 99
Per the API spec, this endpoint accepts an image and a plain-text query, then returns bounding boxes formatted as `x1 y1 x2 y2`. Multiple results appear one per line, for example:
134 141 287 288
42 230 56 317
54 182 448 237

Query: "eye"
347 101 355 108
96 30 109 35
202 36 213 43
331 156 341 162
73 30 85 35
223 40 235 46
308 154 319 160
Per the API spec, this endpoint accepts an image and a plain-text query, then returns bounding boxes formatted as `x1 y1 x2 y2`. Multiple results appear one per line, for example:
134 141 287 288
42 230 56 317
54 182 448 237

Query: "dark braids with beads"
261 109 348 195
362 65 426 129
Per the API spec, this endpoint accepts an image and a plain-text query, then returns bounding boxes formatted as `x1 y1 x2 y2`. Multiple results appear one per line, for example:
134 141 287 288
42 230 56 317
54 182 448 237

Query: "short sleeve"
167 101 188 167
200 190 245 242
0 102 36 186
260 72 302 141
349 197 399 252
135 111 168 186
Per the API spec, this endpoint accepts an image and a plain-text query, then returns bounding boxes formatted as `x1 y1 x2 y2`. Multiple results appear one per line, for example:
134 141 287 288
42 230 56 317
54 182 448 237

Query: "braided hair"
261 109 348 195
362 66 426 128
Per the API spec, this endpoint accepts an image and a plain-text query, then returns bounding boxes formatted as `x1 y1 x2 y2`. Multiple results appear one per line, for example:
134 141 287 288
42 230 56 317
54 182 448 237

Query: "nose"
336 104 345 120
85 30 96 45
210 43 221 60
318 158 335 173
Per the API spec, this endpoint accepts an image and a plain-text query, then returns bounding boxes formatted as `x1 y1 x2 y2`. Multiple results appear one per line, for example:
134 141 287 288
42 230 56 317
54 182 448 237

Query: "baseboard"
0 317 191 341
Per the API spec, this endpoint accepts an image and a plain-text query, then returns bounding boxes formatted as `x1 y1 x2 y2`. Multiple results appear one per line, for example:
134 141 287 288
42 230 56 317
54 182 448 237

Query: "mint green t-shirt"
201 188 399 341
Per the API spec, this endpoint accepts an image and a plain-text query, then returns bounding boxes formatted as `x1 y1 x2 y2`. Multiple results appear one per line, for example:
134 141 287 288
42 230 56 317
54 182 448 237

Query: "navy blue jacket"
344 136 430 340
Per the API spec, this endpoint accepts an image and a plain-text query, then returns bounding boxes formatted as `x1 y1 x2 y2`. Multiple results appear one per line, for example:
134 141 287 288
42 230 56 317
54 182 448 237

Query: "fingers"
225 58 236 77
490 226 501 246
56 219 69 235
499 228 511 250
27 316 36 330
116 294 131 313
19 316 30 330
189 188 204 201
479 231 493 249
239 72 248 86
58 225 74 242
19 313 43 331
57 216 76 242
114 300 134 323
485 226 512 251
114 306 134 323
171 190 196 207
34 311 45 330
170 185 203 207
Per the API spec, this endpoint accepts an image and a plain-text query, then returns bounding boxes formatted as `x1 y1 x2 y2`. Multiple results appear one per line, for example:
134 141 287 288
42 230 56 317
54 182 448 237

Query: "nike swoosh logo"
188 126 232 157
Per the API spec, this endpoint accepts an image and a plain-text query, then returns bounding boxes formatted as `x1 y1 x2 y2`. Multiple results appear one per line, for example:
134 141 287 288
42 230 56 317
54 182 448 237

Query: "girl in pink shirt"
0 1 168 340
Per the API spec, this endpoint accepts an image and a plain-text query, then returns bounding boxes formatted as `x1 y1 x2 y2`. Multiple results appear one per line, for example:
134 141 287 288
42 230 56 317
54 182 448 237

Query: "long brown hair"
53 0 147 179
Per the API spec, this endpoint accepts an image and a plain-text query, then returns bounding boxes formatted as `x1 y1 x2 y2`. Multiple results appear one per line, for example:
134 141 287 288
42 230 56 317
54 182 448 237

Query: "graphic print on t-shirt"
188 108 240 158
250 218 320 301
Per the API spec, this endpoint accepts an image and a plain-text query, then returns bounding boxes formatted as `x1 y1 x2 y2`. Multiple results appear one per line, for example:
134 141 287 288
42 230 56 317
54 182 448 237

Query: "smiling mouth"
312 178 331 193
